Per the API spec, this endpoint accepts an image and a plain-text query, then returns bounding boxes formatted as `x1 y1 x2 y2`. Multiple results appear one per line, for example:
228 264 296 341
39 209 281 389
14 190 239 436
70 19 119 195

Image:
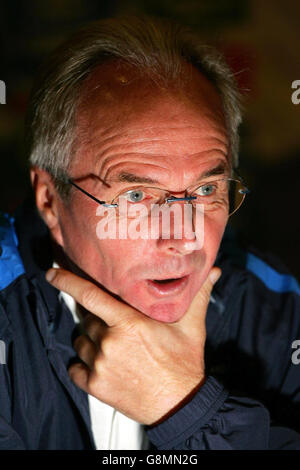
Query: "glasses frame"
68 175 250 217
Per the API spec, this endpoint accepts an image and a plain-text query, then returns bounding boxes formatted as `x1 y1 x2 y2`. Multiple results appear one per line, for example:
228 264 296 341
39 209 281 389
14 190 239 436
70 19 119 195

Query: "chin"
143 301 189 323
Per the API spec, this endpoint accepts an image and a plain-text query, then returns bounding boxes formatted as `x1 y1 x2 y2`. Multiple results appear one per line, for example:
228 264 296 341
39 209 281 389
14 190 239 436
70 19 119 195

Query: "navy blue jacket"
0 199 300 450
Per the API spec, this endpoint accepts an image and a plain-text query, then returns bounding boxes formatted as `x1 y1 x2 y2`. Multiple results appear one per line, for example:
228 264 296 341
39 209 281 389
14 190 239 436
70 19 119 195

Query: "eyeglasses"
68 177 250 218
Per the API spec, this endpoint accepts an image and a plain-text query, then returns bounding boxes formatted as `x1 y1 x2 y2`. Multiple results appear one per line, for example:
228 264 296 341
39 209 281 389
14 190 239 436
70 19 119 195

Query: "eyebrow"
117 173 158 184
199 162 229 179
113 162 229 186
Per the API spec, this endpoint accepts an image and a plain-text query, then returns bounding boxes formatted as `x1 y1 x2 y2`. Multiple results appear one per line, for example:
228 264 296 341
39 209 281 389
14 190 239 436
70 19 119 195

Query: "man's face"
55 63 230 322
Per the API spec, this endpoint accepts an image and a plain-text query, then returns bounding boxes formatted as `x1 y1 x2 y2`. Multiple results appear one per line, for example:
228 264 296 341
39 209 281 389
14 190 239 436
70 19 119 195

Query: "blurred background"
0 0 299 277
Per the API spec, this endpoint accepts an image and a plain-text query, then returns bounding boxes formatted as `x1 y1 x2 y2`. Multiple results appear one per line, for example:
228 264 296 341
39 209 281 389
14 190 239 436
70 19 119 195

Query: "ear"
30 167 64 246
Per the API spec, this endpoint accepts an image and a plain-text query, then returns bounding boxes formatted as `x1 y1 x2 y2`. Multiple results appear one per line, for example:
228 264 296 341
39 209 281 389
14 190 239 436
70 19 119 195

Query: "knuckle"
83 314 97 328
73 334 85 351
93 356 104 377
87 363 107 395
75 337 97 363
84 313 105 331
73 334 90 353
99 334 111 354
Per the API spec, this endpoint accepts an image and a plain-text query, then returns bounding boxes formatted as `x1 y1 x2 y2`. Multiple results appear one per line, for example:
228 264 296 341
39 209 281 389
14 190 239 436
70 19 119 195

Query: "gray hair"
27 15 243 197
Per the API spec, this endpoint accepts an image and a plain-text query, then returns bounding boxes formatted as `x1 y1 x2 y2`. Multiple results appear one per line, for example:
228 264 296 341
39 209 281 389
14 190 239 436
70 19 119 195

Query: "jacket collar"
13 194 62 322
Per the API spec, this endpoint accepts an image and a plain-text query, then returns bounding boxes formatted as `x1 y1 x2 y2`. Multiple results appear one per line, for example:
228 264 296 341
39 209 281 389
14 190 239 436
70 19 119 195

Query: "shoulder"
216 227 300 343
218 226 300 301
244 248 300 298
213 233 300 407
240 248 300 335
0 212 25 293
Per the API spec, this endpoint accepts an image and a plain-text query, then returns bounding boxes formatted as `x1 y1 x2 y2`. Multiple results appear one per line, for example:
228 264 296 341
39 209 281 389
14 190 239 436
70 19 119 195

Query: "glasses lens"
192 179 248 216
111 180 248 219
228 180 248 216
112 187 167 218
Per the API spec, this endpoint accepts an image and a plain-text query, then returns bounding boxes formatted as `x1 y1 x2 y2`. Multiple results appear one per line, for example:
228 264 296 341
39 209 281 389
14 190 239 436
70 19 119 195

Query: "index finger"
45 267 136 326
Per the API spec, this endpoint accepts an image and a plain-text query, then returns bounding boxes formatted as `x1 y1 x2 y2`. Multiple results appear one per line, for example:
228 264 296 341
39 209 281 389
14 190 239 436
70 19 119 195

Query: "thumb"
179 267 222 333
208 267 222 286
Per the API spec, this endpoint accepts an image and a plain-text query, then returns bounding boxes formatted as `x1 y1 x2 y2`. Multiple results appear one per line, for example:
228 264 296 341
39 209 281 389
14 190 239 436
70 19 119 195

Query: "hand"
46 267 221 425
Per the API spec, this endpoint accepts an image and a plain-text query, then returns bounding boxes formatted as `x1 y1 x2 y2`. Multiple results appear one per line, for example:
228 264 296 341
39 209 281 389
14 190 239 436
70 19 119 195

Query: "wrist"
148 375 206 427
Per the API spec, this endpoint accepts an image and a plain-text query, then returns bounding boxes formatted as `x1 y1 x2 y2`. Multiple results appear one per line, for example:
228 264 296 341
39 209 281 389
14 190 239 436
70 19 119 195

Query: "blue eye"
126 190 145 203
197 184 215 196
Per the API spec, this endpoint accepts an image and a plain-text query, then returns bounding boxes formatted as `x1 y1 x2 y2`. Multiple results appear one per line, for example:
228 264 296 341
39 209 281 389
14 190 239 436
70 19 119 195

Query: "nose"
154 202 204 255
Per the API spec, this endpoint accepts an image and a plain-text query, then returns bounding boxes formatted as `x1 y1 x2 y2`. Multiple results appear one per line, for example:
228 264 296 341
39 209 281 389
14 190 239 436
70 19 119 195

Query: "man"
0 16 299 450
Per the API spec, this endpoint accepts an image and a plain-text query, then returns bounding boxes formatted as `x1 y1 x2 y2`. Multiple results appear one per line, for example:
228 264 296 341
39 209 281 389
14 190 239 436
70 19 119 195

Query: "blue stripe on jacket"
0 213 25 291
246 252 300 295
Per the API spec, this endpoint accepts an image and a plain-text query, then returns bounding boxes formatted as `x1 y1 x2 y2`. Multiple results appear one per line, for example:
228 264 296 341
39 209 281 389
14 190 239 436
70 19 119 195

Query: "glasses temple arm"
68 179 117 207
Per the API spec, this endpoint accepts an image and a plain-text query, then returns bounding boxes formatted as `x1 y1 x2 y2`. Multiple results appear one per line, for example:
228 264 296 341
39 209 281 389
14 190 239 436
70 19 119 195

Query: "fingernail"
45 268 57 283
209 268 221 285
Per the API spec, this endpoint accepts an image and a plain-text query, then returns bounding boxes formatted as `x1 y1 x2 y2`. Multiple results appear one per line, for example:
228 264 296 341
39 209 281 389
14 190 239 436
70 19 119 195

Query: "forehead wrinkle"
91 122 227 147
100 155 228 192
96 140 228 174
79 106 227 147
114 161 229 187
94 147 173 178
94 140 229 187
92 126 223 145
101 160 172 183
92 134 229 173
76 97 229 168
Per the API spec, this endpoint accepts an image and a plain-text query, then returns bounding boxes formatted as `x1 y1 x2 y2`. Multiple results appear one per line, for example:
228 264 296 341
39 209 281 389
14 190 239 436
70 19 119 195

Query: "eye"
125 189 145 203
196 184 216 197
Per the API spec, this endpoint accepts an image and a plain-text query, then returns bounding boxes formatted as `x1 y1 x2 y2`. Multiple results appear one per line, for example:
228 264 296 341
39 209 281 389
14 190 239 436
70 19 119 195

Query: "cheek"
95 238 150 285
57 203 108 274
185 215 227 310
203 212 228 261
57 200 149 290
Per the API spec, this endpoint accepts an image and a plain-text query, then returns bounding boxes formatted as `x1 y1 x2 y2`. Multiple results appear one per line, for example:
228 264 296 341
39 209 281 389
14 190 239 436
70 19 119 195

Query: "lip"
146 275 190 297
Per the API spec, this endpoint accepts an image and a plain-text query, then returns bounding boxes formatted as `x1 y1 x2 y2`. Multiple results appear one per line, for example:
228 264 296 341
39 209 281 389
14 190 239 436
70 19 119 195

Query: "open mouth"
152 278 180 284
147 275 189 296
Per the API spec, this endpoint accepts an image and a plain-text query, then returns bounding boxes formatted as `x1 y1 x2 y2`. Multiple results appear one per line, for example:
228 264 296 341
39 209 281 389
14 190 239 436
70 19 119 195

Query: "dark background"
0 0 299 277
